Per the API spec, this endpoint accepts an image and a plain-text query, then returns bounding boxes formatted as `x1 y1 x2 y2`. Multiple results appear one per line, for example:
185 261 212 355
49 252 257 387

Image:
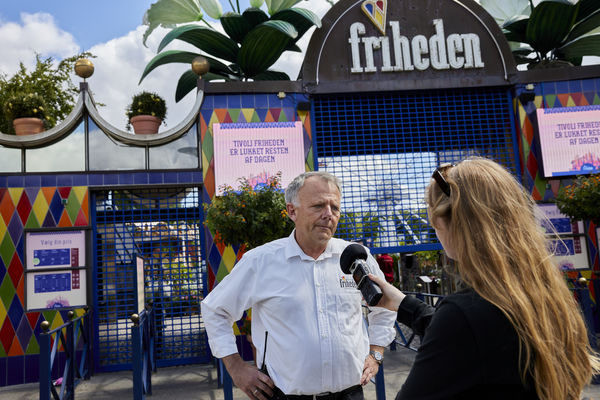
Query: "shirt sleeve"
365 254 397 346
397 295 436 336
396 300 481 399
200 255 258 358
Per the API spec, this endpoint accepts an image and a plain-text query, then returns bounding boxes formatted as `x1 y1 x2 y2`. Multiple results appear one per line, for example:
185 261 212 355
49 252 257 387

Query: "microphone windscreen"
340 243 368 274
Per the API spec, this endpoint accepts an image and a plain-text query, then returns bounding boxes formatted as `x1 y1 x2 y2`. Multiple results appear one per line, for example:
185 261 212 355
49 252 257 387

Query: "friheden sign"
302 0 516 93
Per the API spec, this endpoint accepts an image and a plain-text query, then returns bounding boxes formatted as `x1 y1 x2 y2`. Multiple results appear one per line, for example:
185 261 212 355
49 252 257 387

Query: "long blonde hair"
426 157 599 400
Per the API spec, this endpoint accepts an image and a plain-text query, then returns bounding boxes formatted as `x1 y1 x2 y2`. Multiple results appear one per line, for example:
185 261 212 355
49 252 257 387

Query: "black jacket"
396 289 539 400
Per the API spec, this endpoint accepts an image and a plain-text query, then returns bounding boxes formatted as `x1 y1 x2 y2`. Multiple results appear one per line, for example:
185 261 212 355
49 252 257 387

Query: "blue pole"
67 314 75 400
375 363 386 400
132 314 144 400
39 321 51 400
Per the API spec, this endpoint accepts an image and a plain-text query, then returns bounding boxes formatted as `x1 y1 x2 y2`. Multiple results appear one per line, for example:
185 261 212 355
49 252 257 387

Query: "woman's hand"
369 274 406 311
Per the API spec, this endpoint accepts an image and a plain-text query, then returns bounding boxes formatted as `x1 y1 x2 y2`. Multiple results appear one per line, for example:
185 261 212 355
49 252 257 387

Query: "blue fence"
39 308 93 400
132 305 157 400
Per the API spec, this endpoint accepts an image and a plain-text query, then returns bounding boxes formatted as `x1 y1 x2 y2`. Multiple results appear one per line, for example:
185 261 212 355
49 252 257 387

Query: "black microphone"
340 243 383 306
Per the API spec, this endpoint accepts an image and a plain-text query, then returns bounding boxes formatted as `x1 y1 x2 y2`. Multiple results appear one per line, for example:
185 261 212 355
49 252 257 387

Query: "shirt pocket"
336 291 363 336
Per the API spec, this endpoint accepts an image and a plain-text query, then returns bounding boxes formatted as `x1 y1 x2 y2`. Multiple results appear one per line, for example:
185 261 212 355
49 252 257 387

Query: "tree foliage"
0 52 93 134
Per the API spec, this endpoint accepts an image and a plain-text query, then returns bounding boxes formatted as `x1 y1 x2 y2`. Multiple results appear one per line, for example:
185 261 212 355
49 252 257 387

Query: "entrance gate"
91 187 210 371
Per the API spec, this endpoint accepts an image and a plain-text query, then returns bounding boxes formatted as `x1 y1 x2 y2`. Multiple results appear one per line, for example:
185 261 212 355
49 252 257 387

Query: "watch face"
371 351 383 361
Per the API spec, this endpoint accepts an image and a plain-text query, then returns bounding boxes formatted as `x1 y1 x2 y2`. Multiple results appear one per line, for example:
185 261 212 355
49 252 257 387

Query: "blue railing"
131 304 157 400
39 307 93 400
567 277 597 350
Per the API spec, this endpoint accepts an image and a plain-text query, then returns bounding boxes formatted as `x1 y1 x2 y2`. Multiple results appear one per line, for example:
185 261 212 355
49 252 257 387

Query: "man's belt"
286 385 362 400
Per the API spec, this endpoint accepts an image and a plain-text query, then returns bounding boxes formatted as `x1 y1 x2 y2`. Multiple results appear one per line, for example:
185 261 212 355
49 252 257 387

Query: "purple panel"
0 355 6 386
72 174 87 186
42 212 57 228
88 174 103 186
24 187 39 205
164 172 178 184
236 111 248 123
7 176 24 187
8 297 25 331
6 355 24 386
178 172 193 184
228 94 241 108
24 175 41 187
7 213 23 247
149 173 163 184
103 174 118 185
208 244 222 275
49 191 64 223
24 354 39 383
56 175 73 186
41 175 57 186
16 315 33 352
133 173 149 184
0 256 6 284
119 173 133 185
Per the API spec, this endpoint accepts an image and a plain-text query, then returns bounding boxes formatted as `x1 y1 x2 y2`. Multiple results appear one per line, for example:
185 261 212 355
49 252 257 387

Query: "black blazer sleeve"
397 295 436 336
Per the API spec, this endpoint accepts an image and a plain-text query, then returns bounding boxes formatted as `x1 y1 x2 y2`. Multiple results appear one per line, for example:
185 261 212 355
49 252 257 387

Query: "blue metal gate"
91 187 210 371
313 87 519 253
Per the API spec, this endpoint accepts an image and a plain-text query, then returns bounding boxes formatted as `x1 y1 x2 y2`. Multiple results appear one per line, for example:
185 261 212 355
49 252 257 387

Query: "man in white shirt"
201 171 396 400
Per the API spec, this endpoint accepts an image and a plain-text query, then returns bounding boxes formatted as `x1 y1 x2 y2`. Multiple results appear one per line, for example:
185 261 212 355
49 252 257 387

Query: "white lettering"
390 21 413 71
362 36 381 72
461 33 484 68
446 33 464 69
412 35 429 70
349 22 365 73
429 19 449 70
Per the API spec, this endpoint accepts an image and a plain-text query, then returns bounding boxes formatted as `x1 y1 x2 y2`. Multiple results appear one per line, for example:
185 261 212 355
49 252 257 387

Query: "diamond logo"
361 0 387 35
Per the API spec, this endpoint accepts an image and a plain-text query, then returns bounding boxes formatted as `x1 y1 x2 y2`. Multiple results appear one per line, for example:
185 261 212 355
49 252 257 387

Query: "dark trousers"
286 385 364 400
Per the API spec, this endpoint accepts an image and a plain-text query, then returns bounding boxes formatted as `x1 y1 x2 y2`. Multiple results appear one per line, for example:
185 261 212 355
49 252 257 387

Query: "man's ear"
286 203 297 222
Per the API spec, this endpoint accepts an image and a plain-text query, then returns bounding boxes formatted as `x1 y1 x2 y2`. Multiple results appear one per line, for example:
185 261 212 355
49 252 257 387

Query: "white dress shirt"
201 231 396 395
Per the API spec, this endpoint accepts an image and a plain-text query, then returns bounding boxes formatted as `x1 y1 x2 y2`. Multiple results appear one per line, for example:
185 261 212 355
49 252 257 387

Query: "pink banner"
213 121 305 191
536 106 600 177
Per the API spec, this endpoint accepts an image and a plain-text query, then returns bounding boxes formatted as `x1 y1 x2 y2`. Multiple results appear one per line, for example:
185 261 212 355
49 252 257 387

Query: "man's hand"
222 354 275 399
360 354 380 385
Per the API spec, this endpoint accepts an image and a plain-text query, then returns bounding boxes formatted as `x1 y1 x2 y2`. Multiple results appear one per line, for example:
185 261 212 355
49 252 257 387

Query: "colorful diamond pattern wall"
200 93 313 291
0 186 88 385
515 77 600 284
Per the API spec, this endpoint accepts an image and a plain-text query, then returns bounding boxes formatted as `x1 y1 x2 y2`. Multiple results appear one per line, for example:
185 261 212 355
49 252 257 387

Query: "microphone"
340 243 383 306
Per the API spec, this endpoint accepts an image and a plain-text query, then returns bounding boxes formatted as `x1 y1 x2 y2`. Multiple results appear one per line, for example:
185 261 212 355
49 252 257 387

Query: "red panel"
16 191 31 225
270 108 281 121
79 193 90 224
8 333 23 356
26 312 40 329
74 209 88 226
8 253 23 289
16 276 24 305
526 153 539 182
222 112 233 123
0 319 15 355
57 187 71 199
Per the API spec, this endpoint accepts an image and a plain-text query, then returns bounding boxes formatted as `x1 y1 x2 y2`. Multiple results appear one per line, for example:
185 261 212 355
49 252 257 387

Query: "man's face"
287 177 341 255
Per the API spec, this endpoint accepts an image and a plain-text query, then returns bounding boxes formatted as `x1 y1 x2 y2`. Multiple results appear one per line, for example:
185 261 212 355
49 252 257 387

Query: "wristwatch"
369 350 383 365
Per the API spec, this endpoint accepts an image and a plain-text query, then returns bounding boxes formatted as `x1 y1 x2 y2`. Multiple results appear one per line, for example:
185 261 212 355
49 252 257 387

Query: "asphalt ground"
2 346 600 399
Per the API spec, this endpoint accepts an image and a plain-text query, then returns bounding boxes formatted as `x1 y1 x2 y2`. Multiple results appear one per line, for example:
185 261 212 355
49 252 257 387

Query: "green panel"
0 341 6 357
66 191 81 223
250 111 261 122
594 94 600 105
545 95 557 107
277 110 288 122
24 213 39 229
306 147 314 170
0 234 15 268
228 108 241 123
216 260 230 282
25 335 39 354
203 129 214 162
0 276 15 309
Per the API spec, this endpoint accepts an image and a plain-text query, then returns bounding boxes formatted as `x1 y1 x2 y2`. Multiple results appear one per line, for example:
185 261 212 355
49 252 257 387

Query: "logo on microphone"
339 276 357 288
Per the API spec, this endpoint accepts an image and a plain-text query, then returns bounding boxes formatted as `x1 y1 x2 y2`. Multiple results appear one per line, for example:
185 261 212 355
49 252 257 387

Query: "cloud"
0 13 79 75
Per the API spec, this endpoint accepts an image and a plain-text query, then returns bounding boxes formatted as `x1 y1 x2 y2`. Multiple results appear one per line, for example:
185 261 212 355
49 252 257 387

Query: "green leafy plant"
203 172 294 249
0 52 93 134
139 0 321 101
555 174 600 224
125 91 167 131
3 92 48 121
486 0 600 68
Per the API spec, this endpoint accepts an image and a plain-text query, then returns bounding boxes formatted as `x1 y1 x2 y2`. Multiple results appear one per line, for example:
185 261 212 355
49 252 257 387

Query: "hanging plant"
555 174 600 224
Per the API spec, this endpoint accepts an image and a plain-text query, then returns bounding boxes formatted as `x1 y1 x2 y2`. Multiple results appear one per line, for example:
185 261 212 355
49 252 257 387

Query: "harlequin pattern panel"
0 186 88 386
515 78 600 273
200 93 313 291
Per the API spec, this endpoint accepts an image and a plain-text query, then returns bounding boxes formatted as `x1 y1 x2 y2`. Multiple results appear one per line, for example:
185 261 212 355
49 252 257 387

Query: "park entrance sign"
302 0 515 93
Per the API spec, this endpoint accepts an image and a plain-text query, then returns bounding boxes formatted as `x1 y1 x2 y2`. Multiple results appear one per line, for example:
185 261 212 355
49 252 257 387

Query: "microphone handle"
358 278 383 306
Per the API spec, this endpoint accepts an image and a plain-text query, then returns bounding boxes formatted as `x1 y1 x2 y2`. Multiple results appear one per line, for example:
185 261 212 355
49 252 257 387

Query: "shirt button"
321 334 327 339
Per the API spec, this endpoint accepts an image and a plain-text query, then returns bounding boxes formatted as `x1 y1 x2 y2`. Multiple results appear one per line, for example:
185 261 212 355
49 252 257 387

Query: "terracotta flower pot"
13 117 44 135
130 115 162 134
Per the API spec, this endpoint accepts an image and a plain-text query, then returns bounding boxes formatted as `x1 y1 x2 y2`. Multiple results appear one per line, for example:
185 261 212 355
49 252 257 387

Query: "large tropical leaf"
265 0 302 15
502 15 529 42
526 0 580 56
575 0 600 24
566 9 600 42
176 69 200 102
555 33 600 59
157 25 239 62
142 0 204 46
221 13 253 43
253 70 290 80
139 50 234 83
270 8 321 40
479 0 531 25
242 7 270 27
237 20 297 77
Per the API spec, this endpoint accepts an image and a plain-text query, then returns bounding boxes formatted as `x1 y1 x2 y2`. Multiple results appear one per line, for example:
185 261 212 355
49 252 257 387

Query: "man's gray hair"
285 171 342 205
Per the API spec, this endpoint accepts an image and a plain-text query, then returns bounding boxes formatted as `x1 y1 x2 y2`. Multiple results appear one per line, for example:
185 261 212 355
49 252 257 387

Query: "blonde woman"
369 157 599 400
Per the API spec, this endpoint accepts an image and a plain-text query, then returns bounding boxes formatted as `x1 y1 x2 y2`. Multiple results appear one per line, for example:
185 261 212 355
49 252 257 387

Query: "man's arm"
222 353 274 399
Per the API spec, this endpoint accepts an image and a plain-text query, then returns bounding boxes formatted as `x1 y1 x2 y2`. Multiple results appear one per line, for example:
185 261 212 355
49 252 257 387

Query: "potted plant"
3 92 47 135
203 172 295 251
555 174 600 225
126 91 167 134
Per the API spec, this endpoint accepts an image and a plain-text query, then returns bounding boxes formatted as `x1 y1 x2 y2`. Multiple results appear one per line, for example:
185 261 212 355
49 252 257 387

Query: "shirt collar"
285 229 335 261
